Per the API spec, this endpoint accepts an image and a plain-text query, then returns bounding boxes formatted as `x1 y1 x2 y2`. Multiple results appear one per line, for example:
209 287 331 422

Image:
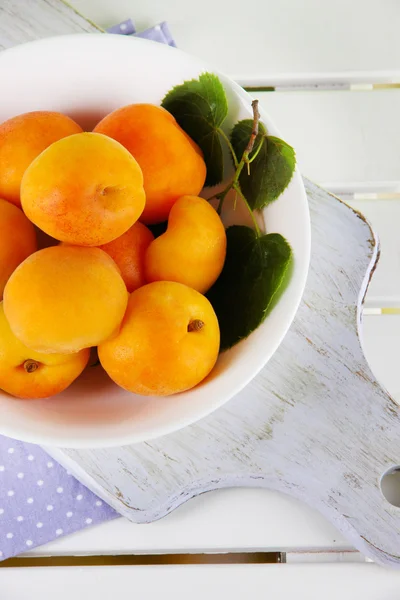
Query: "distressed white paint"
0 0 100 50
47 181 400 568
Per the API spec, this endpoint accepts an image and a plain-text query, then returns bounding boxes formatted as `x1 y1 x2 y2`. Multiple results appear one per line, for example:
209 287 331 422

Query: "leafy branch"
214 100 262 237
162 72 295 350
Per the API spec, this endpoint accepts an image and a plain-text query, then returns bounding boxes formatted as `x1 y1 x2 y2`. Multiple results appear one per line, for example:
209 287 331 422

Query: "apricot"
21 132 146 246
99 221 154 293
3 245 128 354
0 198 37 299
0 303 89 399
94 104 206 224
0 111 82 207
98 281 220 396
145 195 226 294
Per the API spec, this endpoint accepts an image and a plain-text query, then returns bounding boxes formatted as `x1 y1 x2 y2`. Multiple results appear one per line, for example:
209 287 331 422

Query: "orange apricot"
145 195 226 294
21 132 146 246
0 303 89 399
0 198 37 300
0 111 82 207
3 245 128 354
99 221 154 293
94 104 206 224
98 281 220 396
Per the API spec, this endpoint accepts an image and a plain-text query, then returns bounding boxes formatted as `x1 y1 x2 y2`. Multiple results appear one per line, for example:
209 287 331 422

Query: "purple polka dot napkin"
0 436 117 559
107 19 176 46
0 20 175 561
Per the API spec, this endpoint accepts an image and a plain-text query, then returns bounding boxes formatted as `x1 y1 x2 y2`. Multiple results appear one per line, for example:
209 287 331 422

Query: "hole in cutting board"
381 467 400 507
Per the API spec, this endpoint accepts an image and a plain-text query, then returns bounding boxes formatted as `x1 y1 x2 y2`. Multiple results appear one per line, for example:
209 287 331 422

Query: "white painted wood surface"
0 0 100 50
351 201 400 307
71 0 400 82
363 316 400 401
1 0 400 579
2 564 400 599
258 91 400 187
26 488 350 557
48 180 400 568
256 92 400 306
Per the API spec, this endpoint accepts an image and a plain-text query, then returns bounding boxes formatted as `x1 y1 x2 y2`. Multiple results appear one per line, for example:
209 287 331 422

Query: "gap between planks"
0 552 282 568
0 550 367 568
245 84 400 93
242 78 400 93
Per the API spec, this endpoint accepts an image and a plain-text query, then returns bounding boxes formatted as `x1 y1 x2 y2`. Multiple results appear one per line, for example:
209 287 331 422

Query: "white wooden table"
2 0 400 596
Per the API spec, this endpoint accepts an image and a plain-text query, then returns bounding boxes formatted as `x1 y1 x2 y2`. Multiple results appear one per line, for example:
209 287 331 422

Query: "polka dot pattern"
106 18 136 35
0 435 117 561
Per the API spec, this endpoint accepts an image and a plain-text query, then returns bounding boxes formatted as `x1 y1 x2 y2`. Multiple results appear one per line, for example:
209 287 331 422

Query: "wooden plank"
257 90 400 185
1 0 399 85
351 200 400 306
69 0 400 81
1 564 400 599
362 315 400 401
25 489 349 556
0 0 101 49
259 90 400 305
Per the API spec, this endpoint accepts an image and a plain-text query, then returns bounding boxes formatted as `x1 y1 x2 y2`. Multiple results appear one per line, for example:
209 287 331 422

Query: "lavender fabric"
136 22 176 47
0 20 175 561
107 19 176 47
0 436 117 559
106 19 136 35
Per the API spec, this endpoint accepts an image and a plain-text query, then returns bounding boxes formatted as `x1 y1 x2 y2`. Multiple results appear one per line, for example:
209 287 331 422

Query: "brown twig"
214 99 262 236
246 99 260 156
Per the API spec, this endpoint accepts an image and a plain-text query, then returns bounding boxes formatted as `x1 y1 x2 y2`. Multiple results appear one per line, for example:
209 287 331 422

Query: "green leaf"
230 119 267 162
161 72 228 186
207 226 292 350
230 120 296 209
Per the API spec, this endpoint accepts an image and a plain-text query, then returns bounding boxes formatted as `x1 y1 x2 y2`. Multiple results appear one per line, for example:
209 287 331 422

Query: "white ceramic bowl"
0 33 310 448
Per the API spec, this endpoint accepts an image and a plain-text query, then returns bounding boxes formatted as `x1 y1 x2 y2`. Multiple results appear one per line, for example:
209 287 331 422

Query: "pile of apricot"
0 105 226 399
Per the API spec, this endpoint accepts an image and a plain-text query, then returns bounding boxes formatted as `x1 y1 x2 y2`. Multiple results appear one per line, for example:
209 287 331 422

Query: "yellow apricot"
0 303 89 399
99 221 154 293
98 281 220 396
145 195 226 294
0 198 37 299
0 111 82 207
21 132 146 246
94 104 206 224
3 246 128 354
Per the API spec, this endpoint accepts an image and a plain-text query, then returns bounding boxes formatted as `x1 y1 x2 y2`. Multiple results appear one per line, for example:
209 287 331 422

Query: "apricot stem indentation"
187 319 205 332
23 359 39 373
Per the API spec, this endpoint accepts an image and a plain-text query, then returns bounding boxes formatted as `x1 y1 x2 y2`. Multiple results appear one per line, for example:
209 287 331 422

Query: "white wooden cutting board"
49 180 400 568
2 0 400 569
